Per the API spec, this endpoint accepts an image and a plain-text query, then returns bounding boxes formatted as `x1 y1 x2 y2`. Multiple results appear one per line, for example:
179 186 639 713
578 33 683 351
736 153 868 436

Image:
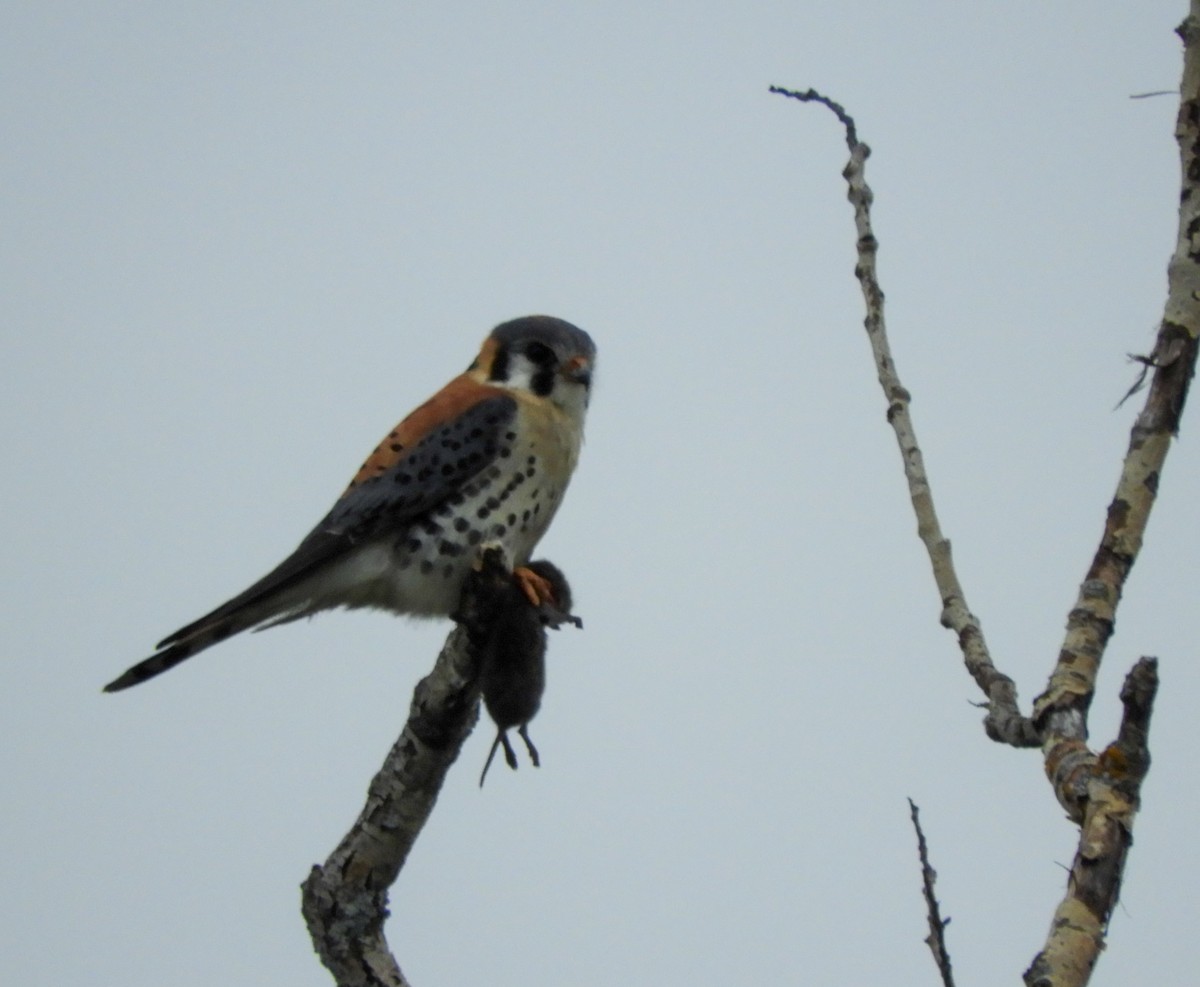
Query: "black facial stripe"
489 344 511 383
531 366 555 396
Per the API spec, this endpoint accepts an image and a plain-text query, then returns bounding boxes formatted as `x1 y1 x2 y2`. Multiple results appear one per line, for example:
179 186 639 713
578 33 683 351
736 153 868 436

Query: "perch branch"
300 547 526 986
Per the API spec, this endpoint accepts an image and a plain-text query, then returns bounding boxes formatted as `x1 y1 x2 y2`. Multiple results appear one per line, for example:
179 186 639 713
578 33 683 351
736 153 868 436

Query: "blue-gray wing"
155 392 518 647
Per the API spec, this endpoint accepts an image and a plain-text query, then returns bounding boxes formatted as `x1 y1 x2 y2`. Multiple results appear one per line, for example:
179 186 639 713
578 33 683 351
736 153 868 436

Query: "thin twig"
908 800 956 987
768 86 858 148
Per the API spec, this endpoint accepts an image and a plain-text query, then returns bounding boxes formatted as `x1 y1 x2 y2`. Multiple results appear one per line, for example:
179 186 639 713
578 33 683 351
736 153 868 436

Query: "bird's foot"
513 565 555 608
513 565 583 629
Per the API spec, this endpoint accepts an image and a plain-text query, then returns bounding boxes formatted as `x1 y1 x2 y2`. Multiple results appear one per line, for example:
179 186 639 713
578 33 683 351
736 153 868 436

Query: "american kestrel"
104 315 595 692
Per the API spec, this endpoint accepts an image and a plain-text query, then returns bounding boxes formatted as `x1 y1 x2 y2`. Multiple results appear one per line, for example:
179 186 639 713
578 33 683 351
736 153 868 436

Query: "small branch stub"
1024 658 1159 987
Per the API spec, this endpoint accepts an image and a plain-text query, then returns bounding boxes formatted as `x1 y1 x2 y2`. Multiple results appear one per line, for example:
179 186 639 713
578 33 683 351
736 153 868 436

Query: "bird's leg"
500 731 519 769
518 724 540 768
512 565 583 629
479 735 504 787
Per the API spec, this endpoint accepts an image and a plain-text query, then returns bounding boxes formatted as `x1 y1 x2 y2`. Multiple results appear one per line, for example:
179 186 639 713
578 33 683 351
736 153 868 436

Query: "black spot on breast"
454 517 470 532
394 472 412 485
404 537 421 553
467 530 483 546
421 520 442 536
476 506 491 520
438 540 462 557
507 513 516 526
486 496 500 510
420 560 434 575
493 524 507 537
389 442 403 453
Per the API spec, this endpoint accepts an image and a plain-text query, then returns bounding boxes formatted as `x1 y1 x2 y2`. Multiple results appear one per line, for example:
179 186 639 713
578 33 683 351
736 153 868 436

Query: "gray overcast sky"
3 3 1194 985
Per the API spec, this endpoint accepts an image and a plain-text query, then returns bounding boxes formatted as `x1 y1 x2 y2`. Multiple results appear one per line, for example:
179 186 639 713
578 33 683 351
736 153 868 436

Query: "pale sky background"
2 3 1194 985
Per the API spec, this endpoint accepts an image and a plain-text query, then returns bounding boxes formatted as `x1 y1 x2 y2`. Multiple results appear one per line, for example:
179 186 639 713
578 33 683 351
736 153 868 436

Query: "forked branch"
771 6 1198 983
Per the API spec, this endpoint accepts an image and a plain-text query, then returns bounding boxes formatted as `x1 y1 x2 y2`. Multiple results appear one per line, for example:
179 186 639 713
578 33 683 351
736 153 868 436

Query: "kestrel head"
471 316 596 416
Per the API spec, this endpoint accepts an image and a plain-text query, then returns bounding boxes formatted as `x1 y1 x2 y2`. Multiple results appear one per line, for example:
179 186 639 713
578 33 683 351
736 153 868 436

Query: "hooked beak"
560 354 593 387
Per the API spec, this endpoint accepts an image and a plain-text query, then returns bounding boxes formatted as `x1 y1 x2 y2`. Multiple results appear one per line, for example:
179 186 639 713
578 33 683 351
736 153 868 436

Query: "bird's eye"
524 341 556 366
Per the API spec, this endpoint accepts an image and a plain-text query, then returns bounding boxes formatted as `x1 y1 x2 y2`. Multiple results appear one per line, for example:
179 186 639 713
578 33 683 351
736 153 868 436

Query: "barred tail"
104 611 260 692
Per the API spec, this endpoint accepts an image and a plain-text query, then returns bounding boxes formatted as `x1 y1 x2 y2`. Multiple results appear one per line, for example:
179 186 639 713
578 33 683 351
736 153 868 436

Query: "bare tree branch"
1032 7 1200 825
300 547 553 986
769 84 1038 748
908 799 956 987
771 5 1199 983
